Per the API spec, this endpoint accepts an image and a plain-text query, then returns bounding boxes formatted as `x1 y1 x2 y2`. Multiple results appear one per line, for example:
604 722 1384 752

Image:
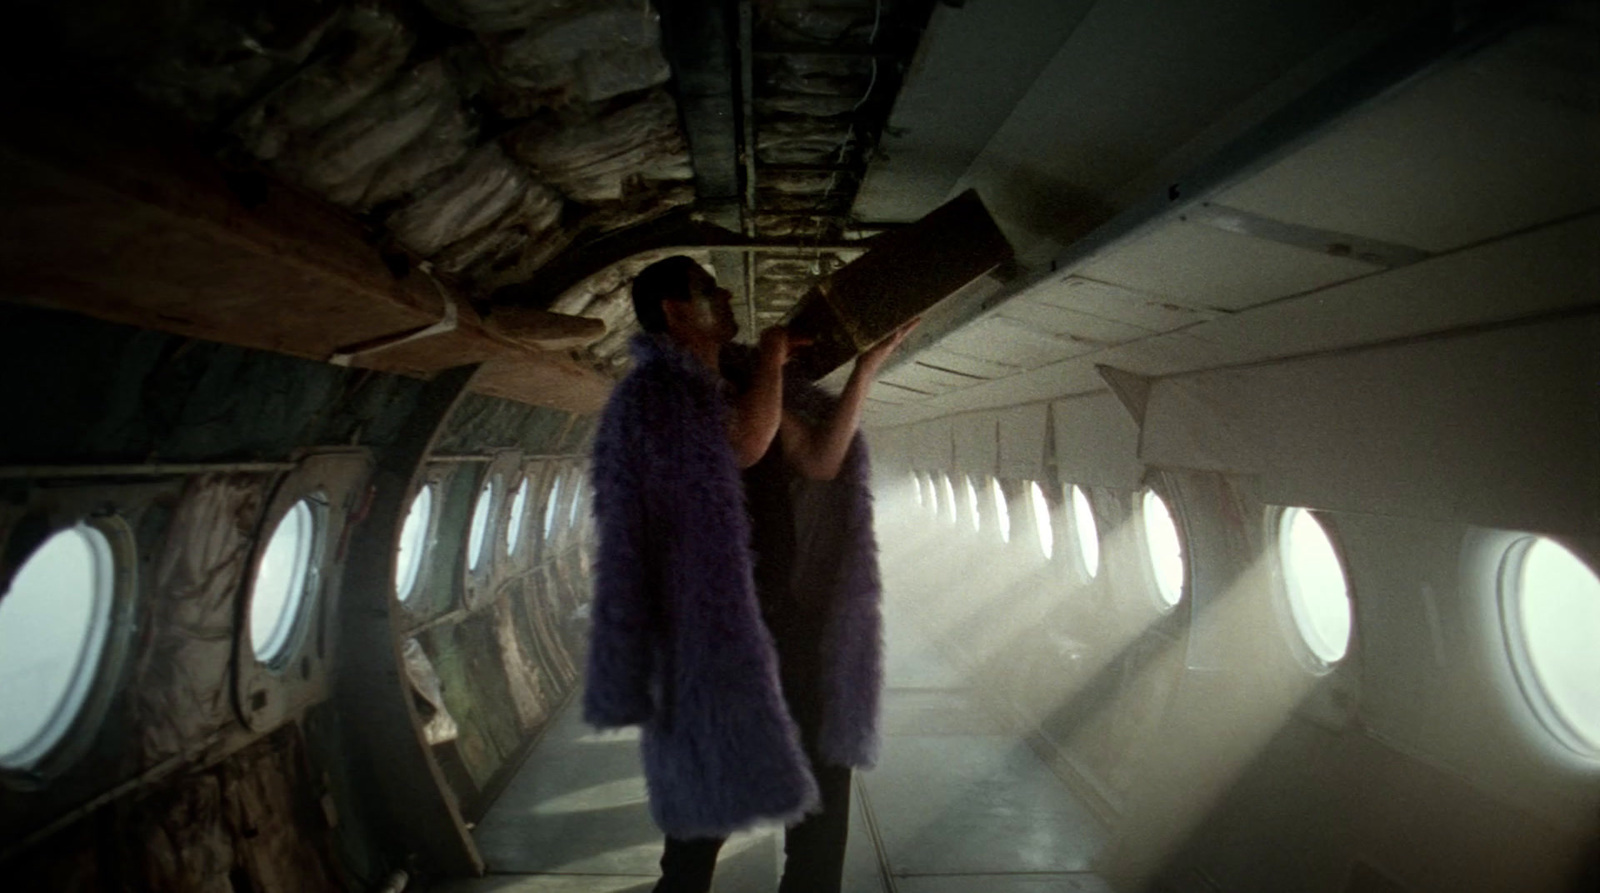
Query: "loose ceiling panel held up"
855 0 1600 430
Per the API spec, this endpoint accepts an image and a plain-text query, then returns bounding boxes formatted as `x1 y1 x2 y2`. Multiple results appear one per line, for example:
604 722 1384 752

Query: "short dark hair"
630 255 705 333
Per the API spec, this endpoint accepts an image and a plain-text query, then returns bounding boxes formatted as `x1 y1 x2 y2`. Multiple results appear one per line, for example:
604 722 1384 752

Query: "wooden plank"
0 88 614 412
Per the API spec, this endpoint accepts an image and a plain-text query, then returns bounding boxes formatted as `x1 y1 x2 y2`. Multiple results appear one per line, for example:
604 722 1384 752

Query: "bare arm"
727 327 794 468
780 319 919 480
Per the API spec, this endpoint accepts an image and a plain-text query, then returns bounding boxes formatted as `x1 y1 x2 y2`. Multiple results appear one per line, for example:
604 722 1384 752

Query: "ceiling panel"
890 363 990 393
1072 219 1381 310
1179 211 1600 361
948 0 1382 261
912 348 1021 380
1215 15 1600 253
996 299 1153 344
937 316 1101 369
853 0 1097 222
1028 275 1217 332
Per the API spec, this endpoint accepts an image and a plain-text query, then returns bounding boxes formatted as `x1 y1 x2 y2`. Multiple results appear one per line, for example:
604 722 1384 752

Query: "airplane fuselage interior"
1 1 1596 891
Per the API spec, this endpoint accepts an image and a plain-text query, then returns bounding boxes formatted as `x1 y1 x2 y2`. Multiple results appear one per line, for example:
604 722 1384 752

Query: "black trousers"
652 757 853 893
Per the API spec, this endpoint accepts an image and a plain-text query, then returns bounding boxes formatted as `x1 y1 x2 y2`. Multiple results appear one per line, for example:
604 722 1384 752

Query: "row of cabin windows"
0 464 589 774
906 470 1600 761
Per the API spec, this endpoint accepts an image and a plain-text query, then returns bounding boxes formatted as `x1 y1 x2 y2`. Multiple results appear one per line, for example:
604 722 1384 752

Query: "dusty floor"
439 594 1113 893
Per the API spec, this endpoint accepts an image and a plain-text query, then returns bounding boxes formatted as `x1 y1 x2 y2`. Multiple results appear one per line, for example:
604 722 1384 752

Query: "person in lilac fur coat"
585 255 916 893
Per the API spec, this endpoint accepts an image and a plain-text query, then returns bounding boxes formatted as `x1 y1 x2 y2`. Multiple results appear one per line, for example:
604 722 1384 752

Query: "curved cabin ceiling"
2 0 1595 420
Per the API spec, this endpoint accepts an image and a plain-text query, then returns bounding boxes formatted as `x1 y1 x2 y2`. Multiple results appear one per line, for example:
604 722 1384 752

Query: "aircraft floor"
440 600 1111 892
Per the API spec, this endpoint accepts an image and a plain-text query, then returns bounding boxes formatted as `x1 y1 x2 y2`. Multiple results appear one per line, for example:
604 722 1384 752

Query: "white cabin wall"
866 304 1600 891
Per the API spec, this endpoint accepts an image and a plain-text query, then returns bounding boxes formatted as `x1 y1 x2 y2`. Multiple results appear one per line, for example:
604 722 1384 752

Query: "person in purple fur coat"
585 255 915 893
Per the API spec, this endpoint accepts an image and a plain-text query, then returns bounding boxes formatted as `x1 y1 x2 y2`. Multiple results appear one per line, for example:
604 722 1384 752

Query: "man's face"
671 269 738 344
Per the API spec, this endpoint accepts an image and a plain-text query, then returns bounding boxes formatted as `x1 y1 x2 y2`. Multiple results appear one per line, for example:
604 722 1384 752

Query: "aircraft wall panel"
1052 392 1143 489
1140 313 1600 536
997 403 1049 480
951 412 999 475
911 417 954 470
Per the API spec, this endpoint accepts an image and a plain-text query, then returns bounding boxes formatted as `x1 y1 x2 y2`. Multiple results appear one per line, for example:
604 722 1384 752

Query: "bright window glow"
1071 485 1100 579
505 476 529 555
911 471 923 506
941 475 957 525
1030 482 1053 560
1142 490 1185 608
569 475 586 528
468 475 498 572
1504 537 1600 756
544 473 564 538
396 485 433 603
1278 508 1352 666
965 476 982 532
992 479 1011 543
0 525 115 769
251 500 317 663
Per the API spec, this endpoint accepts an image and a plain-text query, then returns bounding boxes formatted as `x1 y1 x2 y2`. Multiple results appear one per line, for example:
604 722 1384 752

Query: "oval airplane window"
251 499 319 663
965 476 982 532
544 472 565 539
0 525 117 770
1142 489 1185 609
1502 537 1600 757
1030 482 1053 560
910 471 923 507
941 474 958 526
1070 485 1100 580
395 484 433 604
505 476 529 556
992 479 1011 543
568 475 586 529
467 475 499 572
1278 508 1352 667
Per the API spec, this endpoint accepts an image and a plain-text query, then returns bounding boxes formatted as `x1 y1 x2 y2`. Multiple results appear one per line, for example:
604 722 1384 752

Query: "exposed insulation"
485 1 672 104
228 6 416 162
294 59 461 201
506 90 693 203
422 0 582 34
138 475 267 762
387 145 536 257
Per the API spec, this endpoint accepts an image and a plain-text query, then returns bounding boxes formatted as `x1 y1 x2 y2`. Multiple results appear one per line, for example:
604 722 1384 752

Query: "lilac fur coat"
584 333 883 838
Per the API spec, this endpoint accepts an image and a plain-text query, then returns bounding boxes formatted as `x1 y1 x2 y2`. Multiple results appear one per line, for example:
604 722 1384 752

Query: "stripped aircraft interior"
1 1 1597 892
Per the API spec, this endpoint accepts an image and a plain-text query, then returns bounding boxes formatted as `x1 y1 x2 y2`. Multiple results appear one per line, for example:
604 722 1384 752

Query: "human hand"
855 317 920 377
757 325 812 368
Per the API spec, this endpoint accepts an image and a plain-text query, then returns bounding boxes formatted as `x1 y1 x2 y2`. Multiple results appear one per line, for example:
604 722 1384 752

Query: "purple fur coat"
584 333 883 838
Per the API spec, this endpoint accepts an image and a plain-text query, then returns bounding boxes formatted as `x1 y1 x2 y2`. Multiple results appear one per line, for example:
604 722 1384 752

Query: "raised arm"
781 319 919 480
727 326 797 468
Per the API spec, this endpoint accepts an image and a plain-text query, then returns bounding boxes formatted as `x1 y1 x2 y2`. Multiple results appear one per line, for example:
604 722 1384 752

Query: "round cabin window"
992 479 1011 543
250 499 319 663
1142 489 1185 609
1030 482 1053 559
1278 508 1353 667
505 476 529 556
0 525 117 770
1070 485 1100 580
1501 537 1600 757
395 485 433 604
467 475 499 572
544 473 565 540
568 475 586 529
